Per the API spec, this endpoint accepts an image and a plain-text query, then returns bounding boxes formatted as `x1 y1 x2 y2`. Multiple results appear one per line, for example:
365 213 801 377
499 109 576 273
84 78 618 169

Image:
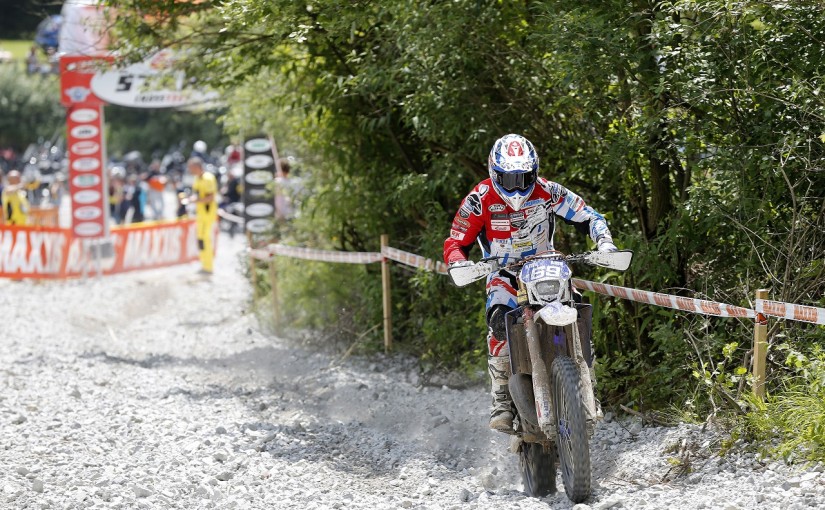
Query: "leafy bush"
0 67 63 150
744 345 825 462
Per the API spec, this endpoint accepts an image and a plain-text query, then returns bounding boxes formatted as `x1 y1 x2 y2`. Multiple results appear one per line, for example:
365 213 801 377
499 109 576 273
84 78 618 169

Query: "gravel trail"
1 233 823 509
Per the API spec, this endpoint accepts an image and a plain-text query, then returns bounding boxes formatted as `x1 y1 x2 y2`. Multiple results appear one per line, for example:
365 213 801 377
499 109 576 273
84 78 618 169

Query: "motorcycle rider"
443 133 617 433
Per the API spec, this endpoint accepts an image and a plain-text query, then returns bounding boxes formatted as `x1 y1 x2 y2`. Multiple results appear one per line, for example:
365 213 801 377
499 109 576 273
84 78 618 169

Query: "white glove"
598 241 618 253
449 260 475 268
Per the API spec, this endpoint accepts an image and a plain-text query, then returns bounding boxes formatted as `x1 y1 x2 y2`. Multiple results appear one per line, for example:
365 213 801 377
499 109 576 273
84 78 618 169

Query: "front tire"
519 441 556 498
551 356 591 503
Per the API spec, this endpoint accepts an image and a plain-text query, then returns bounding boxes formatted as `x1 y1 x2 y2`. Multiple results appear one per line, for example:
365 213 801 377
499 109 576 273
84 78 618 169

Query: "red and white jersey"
443 178 613 265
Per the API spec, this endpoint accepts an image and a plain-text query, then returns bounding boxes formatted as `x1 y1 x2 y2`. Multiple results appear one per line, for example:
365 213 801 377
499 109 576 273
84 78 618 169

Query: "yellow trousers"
196 215 216 272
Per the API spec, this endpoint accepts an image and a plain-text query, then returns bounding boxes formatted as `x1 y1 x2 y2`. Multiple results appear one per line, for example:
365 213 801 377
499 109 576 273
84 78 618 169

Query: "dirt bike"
449 249 632 503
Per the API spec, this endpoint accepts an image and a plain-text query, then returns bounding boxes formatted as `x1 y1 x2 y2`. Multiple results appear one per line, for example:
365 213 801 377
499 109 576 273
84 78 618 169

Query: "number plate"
520 259 569 284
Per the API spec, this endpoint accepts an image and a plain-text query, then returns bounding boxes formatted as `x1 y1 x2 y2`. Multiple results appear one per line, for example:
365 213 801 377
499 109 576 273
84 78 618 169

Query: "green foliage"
105 106 228 159
108 0 825 416
744 345 825 462
0 67 63 150
0 40 35 62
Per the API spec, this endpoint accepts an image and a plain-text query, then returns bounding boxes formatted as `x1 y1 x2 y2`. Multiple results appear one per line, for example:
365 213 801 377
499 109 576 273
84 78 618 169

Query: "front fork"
522 307 556 438
567 318 597 422
523 306 598 439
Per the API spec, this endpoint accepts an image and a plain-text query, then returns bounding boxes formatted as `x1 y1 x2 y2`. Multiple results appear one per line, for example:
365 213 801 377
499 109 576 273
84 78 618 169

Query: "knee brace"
487 304 512 343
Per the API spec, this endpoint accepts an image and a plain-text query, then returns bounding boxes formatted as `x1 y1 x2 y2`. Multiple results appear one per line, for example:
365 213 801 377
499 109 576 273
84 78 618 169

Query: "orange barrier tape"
381 246 449 275
251 243 825 325
572 278 756 319
267 244 383 264
756 299 825 325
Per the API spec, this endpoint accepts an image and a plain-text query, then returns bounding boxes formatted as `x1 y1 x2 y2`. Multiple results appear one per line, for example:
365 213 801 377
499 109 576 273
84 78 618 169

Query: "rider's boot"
488 355 514 433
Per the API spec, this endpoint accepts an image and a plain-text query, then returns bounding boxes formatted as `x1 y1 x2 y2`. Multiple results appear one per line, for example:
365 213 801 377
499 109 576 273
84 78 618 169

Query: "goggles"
494 169 537 192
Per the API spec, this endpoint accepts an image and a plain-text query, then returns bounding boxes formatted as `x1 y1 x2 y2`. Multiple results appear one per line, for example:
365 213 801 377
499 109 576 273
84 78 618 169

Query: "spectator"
120 174 145 223
45 47 59 74
187 157 218 275
26 46 40 75
220 165 242 207
2 170 30 226
191 140 209 163
274 158 294 221
145 159 167 220
109 172 124 224
223 143 242 168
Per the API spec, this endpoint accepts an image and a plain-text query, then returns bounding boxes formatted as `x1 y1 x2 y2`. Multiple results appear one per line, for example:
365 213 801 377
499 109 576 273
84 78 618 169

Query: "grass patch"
743 345 825 463
0 40 35 61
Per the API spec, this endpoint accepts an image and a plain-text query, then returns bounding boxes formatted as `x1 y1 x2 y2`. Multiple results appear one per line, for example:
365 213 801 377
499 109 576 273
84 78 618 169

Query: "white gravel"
1 232 823 509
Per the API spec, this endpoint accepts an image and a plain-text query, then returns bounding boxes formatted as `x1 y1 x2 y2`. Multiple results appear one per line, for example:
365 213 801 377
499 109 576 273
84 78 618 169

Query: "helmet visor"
494 170 536 192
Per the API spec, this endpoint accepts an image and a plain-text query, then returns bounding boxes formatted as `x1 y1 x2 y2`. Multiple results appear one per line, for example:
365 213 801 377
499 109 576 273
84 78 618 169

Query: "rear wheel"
551 356 591 503
519 441 557 497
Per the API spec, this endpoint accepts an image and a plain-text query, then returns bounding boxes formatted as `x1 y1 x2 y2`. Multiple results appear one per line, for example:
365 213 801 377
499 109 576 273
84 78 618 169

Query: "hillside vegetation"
108 0 825 458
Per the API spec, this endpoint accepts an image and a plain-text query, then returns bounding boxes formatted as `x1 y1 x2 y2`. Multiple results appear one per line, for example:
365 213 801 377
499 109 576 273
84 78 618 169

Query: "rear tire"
519 441 557 498
551 356 591 503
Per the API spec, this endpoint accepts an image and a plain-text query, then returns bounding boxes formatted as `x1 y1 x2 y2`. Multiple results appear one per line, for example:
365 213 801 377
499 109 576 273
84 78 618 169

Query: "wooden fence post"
380 234 393 353
269 257 280 328
752 288 769 399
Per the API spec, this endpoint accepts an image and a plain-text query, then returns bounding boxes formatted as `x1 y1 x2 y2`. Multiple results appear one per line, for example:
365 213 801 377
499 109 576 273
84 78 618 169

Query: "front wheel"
551 356 591 503
519 441 556 498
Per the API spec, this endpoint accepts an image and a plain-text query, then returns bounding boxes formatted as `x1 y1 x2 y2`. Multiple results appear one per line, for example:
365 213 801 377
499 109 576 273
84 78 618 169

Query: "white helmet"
488 134 539 211
193 140 207 154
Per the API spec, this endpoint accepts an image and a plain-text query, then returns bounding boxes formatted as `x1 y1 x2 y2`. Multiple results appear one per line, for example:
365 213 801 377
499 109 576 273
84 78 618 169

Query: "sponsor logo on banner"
247 188 269 198
245 203 275 217
65 86 93 103
243 134 277 234
72 158 101 172
245 155 274 169
0 220 201 278
74 222 103 237
74 206 102 220
90 50 219 109
72 174 101 188
244 138 271 152
70 125 100 139
0 228 67 277
70 108 99 123
73 190 101 204
246 218 273 233
245 170 274 185
71 141 100 156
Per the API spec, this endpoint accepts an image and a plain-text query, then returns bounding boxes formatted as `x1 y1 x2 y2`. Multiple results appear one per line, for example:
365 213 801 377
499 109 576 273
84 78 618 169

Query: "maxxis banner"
0 220 201 279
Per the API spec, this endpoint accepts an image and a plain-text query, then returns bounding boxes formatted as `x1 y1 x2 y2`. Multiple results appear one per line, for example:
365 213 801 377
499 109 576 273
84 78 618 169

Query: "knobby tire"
551 356 591 503
519 441 556 498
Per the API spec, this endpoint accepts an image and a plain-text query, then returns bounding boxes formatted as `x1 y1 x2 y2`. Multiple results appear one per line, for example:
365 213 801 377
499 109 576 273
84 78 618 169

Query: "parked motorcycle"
449 249 632 503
